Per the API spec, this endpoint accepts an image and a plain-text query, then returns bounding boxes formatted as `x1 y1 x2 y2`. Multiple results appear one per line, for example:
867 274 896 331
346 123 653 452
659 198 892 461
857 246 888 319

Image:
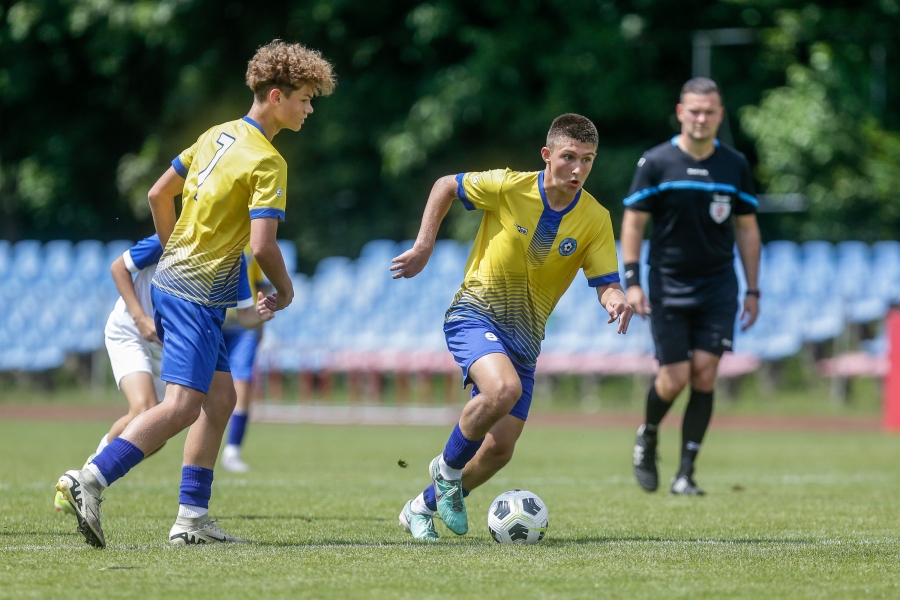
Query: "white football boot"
221 445 249 473
168 516 249 545
56 469 106 548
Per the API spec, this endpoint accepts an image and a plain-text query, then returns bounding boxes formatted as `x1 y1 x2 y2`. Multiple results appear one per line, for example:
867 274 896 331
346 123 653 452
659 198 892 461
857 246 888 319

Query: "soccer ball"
487 489 548 544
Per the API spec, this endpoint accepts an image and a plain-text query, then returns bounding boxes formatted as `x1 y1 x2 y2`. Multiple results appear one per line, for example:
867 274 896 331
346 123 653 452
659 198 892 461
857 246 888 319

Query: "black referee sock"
644 384 673 436
680 389 714 477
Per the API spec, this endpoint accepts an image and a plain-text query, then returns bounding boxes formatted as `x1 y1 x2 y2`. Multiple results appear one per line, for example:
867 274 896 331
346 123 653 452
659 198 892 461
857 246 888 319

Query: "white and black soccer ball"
487 489 548 544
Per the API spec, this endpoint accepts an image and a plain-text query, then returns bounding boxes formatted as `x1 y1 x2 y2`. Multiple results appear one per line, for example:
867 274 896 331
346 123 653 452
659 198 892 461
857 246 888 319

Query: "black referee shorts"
648 267 739 366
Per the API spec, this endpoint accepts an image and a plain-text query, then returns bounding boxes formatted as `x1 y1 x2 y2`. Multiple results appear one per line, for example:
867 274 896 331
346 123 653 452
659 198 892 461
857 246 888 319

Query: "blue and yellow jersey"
447 169 620 365
152 116 287 307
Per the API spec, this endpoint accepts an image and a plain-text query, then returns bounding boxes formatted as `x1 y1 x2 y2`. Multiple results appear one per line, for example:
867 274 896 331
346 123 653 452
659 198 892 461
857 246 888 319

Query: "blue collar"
538 170 581 217
242 116 266 138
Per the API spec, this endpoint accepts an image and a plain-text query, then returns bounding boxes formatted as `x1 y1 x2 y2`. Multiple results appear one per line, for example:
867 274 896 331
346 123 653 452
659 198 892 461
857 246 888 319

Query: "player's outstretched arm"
250 218 293 312
736 213 761 331
110 256 160 344
597 283 634 334
620 209 651 317
147 167 186 248
390 175 458 279
237 292 274 328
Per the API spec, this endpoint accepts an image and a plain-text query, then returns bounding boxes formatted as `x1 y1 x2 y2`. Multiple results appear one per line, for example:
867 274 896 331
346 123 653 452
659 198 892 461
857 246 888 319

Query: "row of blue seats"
0 239 299 283
0 238 895 371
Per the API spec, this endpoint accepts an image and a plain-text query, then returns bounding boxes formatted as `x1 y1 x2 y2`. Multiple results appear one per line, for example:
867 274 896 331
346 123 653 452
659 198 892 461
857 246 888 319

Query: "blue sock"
442 423 484 469
90 438 144 486
422 484 470 512
227 412 249 447
179 466 214 509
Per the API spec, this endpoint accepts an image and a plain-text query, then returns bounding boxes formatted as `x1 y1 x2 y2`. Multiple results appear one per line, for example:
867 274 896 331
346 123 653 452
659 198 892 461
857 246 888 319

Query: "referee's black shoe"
670 474 705 496
632 425 659 492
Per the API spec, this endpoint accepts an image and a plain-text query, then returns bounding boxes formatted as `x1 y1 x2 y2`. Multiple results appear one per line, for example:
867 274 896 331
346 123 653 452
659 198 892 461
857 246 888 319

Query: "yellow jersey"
447 169 620 365
152 117 287 307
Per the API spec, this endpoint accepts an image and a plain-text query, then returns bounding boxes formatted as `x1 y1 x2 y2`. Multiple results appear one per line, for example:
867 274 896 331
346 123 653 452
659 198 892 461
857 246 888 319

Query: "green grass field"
2 418 899 599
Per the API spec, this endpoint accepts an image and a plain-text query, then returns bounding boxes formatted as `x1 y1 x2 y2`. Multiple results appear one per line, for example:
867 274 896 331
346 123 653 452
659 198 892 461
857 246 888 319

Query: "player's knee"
174 404 203 429
690 361 719 391
656 373 687 400
136 395 158 413
481 437 515 469
490 378 522 411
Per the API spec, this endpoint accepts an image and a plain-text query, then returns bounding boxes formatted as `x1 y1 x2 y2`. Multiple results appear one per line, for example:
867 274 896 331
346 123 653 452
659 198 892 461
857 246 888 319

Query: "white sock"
85 463 109 490
410 492 435 516
95 434 109 456
178 504 208 519
439 455 462 481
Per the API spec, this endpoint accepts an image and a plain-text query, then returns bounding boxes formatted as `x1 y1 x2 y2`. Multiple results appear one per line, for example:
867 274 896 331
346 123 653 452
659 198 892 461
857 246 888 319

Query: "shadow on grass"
551 537 817 546
226 514 392 523
0 529 80 537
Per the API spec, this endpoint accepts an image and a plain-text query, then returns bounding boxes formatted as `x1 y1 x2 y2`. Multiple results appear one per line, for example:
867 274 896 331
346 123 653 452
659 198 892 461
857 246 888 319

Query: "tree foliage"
739 1 900 241
1 0 897 271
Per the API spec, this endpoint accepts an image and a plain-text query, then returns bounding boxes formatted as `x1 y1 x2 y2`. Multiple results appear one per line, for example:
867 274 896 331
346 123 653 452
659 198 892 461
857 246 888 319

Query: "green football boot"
398 500 439 541
429 455 468 535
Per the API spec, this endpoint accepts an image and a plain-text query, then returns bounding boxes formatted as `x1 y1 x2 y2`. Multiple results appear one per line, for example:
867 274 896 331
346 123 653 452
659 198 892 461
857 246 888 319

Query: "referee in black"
621 77 761 495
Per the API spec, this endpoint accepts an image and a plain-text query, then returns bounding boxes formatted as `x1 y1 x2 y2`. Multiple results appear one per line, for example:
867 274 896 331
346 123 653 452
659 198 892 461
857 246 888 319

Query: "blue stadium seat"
276 239 297 274
74 240 107 284
12 240 42 282
359 239 399 262
43 240 74 282
836 241 885 323
872 241 900 304
0 240 10 278
105 240 134 268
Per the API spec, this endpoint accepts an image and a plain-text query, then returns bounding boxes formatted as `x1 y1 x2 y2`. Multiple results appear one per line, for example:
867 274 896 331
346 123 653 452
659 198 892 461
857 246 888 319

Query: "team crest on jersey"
558 238 577 256
709 194 731 224
515 223 529 235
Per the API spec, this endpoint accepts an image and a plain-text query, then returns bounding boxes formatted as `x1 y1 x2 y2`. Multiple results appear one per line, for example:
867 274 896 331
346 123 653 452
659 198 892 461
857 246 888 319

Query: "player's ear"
540 147 551 163
269 87 281 105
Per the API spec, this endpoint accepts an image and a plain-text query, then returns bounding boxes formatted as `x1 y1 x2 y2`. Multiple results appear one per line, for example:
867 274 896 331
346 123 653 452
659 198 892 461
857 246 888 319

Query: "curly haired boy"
55 41 335 548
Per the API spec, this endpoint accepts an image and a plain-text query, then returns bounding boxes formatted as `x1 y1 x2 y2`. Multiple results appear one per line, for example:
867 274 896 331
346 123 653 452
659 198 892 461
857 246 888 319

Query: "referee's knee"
690 366 718 391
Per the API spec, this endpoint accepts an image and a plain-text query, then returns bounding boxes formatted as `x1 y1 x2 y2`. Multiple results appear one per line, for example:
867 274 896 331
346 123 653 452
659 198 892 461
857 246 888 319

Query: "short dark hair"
680 77 722 103
546 113 598 150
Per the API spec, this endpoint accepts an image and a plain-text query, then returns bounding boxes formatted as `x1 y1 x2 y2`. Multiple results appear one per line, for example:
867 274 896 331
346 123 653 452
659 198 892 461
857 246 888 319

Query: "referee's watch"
745 289 761 298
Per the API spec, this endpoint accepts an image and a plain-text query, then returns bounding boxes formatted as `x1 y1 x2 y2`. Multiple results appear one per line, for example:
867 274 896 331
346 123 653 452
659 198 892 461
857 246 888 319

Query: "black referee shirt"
624 136 757 277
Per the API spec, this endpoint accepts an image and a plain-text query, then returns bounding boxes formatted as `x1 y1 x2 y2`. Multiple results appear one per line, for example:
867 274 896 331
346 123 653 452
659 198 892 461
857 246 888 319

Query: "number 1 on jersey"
196 133 236 189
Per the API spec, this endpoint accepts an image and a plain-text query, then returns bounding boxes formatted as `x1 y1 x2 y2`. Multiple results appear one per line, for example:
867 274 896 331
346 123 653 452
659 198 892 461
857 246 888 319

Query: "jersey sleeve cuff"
455 173 476 211
171 157 188 178
122 250 140 274
250 208 285 221
587 272 621 287
738 192 759 208
235 297 255 309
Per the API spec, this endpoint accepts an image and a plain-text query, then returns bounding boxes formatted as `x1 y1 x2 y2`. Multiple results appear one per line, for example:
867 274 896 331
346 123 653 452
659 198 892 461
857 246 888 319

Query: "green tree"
739 1 900 241
4 0 895 271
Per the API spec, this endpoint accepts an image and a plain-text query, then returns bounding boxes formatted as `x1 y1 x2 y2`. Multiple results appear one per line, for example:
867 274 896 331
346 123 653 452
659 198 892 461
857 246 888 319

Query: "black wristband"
746 289 761 298
624 262 640 288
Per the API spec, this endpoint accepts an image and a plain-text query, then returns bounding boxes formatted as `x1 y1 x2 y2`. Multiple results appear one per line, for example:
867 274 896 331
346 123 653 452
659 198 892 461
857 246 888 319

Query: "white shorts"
104 309 165 402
